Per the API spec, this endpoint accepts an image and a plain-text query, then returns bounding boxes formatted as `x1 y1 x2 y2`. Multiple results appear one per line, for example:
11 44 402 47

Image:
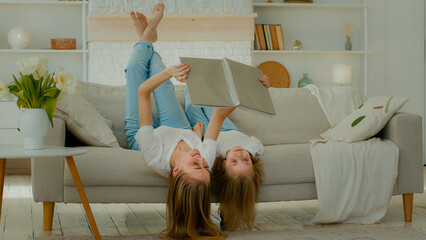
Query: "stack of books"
254 24 285 51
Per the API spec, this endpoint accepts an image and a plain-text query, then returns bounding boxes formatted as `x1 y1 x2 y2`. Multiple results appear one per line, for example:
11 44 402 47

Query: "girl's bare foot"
193 122 204 140
142 3 164 43
131 11 148 40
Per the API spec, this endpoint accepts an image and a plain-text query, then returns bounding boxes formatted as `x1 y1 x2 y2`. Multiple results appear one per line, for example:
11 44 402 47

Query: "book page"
226 59 276 115
180 57 235 107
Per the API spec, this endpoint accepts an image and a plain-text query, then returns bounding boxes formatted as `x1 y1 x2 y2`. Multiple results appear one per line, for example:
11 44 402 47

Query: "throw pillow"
55 95 120 148
320 96 408 142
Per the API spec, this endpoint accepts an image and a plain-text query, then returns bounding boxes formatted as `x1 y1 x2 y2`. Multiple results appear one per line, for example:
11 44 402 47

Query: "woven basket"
50 38 76 50
257 61 290 88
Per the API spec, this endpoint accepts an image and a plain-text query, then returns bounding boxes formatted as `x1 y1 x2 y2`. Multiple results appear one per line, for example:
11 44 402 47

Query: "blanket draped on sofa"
305 84 399 224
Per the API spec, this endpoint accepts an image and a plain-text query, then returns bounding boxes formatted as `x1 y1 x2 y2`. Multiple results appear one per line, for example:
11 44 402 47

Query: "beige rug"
28 225 426 240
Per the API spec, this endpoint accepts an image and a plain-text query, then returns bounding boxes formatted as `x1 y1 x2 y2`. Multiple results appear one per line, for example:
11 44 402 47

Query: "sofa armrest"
379 112 424 194
31 117 66 202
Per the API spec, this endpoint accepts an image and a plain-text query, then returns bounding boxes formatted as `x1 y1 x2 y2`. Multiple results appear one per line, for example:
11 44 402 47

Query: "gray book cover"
180 57 276 116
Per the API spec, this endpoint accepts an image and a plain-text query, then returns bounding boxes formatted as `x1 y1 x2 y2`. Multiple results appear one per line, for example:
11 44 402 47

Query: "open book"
180 57 276 116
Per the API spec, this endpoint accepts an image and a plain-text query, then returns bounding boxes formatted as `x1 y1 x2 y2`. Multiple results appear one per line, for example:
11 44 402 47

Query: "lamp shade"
332 64 351 85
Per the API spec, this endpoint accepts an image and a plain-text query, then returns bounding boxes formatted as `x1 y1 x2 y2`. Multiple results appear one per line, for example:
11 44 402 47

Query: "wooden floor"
1 168 426 240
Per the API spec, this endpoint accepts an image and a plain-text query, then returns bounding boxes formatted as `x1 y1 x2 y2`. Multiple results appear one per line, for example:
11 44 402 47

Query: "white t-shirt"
216 130 264 158
135 125 217 177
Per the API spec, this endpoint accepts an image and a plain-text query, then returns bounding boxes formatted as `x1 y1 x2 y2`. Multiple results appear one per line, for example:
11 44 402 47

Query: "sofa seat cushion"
64 147 168 187
261 143 315 185
64 144 315 187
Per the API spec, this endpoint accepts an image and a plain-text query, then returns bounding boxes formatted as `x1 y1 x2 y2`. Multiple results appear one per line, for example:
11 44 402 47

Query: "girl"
184 76 269 231
124 4 228 239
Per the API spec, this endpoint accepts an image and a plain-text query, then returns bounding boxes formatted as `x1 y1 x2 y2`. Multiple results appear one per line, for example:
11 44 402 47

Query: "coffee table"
0 144 101 240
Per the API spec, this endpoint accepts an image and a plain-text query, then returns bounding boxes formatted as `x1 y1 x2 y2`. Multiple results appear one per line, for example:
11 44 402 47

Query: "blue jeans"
184 89 242 137
125 41 191 150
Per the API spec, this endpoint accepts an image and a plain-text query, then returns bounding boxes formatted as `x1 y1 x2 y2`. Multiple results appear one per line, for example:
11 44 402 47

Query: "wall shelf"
0 1 88 6
253 3 365 9
253 50 367 54
0 49 88 53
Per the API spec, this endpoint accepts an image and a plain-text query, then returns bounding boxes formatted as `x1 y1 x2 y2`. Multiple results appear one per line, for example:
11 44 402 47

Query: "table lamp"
332 64 351 86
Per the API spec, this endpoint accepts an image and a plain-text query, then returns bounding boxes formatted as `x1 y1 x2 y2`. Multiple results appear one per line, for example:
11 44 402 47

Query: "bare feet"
142 3 165 43
131 11 148 40
193 122 204 140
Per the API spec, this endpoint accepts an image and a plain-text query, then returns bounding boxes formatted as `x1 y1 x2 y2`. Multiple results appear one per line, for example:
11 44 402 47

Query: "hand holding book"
181 57 276 116
165 63 191 83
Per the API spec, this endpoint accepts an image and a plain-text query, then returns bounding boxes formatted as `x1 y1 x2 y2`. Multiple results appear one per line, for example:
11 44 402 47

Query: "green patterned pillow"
320 96 408 142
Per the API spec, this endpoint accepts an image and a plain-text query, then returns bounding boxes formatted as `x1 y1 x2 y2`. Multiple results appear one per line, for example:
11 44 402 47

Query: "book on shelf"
255 24 285 51
256 24 267 50
276 24 285 50
269 25 279 50
254 25 260 50
180 57 276 116
264 24 272 50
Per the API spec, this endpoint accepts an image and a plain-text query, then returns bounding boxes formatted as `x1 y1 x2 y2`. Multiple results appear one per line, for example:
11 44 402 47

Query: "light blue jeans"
125 41 191 151
184 89 242 137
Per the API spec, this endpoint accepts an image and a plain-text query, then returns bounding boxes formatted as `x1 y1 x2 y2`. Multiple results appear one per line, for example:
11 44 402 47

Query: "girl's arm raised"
137 63 190 127
204 107 236 141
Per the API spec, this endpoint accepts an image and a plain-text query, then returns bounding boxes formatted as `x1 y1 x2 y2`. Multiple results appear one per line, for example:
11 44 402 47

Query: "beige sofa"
34 82 424 231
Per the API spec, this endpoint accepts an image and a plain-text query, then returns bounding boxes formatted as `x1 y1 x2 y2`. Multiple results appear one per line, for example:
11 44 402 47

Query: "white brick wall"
89 41 252 85
88 0 253 85
89 0 252 14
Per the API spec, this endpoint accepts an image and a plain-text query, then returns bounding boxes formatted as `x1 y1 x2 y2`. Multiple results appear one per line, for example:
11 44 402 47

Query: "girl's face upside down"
224 146 253 177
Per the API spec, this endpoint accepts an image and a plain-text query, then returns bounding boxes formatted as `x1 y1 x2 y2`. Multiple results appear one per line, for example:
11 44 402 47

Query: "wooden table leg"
65 156 101 240
0 158 5 224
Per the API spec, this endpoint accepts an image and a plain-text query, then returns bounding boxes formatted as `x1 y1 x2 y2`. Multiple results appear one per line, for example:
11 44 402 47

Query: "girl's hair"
211 154 264 231
160 171 226 240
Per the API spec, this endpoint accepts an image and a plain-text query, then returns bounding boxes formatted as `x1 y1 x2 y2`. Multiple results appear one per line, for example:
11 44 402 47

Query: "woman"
124 4 228 239
184 76 269 231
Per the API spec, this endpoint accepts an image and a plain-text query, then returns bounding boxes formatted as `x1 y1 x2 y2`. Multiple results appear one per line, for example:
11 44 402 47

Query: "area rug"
27 225 426 240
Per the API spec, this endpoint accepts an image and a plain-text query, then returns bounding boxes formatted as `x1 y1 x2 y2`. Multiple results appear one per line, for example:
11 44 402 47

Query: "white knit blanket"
305 85 399 224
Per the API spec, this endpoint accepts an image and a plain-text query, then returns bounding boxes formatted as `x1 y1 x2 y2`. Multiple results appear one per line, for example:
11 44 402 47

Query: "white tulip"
16 56 48 80
0 77 13 101
54 67 80 96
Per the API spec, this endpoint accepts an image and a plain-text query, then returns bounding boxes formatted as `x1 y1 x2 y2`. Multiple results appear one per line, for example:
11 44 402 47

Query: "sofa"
34 82 424 231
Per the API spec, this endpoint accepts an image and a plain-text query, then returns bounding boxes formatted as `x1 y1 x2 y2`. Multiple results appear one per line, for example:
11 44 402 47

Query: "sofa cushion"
228 88 331 145
64 147 167 187
261 143 315 185
64 144 315 187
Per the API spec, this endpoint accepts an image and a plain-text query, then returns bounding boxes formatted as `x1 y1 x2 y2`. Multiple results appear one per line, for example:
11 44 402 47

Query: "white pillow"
320 96 408 142
55 95 120 148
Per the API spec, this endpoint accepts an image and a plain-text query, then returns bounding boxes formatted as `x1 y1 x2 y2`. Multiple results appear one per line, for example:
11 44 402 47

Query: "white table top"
0 145 87 159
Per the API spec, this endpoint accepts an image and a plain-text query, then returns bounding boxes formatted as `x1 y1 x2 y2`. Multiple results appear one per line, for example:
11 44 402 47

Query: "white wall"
367 0 424 115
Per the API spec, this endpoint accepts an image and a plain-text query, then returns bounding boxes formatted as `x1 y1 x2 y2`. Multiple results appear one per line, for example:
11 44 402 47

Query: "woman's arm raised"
137 63 190 127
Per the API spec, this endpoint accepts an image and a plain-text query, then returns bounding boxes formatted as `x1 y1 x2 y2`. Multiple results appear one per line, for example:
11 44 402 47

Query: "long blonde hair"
160 171 226 240
211 155 263 231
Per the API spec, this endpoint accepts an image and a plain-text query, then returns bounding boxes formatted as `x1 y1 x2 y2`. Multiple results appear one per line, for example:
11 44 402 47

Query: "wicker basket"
50 38 76 50
257 61 290 88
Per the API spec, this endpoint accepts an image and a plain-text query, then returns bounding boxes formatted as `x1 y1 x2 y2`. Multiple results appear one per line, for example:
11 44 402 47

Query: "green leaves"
351 116 366 127
7 69 60 127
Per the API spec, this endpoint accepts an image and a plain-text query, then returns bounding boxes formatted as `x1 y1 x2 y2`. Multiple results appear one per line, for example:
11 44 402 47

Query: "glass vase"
345 36 352 51
298 73 313 88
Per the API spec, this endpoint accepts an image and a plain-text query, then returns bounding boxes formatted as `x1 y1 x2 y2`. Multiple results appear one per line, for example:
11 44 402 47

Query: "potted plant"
6 56 79 150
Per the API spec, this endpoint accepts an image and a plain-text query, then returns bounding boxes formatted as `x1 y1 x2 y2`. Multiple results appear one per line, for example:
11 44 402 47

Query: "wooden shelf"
89 13 258 42
0 49 88 53
253 50 367 54
0 1 88 5
253 3 366 9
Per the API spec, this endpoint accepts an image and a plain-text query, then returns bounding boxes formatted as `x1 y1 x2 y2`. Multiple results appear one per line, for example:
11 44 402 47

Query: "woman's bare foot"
142 3 164 43
131 11 148 40
193 122 204 140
